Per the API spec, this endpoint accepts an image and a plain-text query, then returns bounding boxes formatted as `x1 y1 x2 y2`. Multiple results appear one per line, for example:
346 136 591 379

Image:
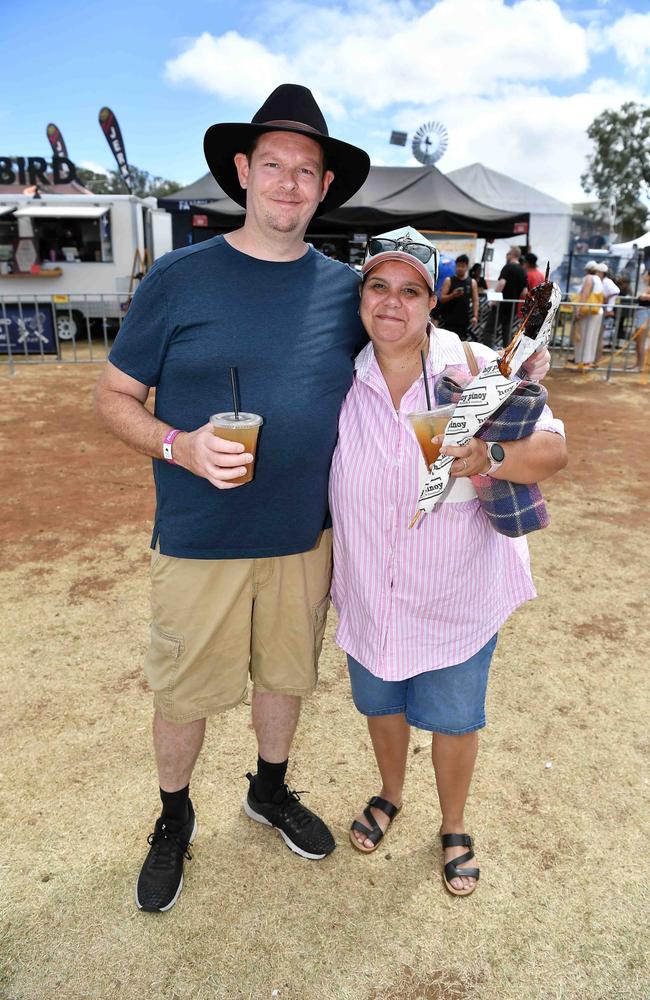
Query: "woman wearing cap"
328 228 567 895
573 262 605 366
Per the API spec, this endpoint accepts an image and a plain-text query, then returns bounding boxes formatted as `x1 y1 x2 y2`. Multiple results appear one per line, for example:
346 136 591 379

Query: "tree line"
77 164 182 199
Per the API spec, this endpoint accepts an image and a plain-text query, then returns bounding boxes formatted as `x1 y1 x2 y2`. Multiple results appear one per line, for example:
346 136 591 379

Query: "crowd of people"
569 260 650 370
436 246 649 371
94 83 567 914
436 245 548 348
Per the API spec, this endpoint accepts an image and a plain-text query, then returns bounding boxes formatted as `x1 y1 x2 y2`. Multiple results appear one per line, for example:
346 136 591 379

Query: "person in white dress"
574 262 604 366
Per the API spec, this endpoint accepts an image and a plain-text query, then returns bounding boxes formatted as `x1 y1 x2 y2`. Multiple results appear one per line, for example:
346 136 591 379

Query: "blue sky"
3 0 649 203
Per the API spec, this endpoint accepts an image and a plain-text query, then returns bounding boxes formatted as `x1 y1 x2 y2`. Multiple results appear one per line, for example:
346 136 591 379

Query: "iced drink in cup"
209 412 263 485
407 404 456 469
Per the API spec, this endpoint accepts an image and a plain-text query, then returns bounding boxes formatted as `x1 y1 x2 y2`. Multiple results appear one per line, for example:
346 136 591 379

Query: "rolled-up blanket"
435 374 550 537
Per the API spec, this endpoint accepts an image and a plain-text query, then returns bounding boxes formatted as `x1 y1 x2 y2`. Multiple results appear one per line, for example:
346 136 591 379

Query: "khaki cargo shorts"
144 529 332 724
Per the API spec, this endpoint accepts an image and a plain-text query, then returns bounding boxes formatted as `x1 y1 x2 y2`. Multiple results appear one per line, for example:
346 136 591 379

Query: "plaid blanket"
436 374 550 537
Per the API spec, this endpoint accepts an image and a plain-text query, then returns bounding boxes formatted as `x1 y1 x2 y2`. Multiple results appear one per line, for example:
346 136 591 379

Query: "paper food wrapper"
415 283 562 515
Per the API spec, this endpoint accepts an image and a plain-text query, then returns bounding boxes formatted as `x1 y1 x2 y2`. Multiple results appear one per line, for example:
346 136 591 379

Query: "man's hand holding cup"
172 423 254 489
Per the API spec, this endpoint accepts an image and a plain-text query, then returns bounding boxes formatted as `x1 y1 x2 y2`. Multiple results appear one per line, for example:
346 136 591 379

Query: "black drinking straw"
229 367 240 420
420 350 432 410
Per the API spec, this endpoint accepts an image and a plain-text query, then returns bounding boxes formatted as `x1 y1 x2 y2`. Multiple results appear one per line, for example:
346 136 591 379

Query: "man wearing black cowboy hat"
95 84 370 912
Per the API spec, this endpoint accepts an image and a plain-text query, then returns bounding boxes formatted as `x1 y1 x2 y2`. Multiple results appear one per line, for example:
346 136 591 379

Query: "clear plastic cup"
407 404 456 469
209 412 263 485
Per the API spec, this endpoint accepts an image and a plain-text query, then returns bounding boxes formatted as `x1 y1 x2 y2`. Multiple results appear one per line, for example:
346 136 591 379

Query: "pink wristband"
162 428 181 464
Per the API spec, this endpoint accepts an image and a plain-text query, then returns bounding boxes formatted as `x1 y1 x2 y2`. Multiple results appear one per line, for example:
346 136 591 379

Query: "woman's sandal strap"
443 848 480 882
441 832 472 850
351 798 400 846
368 796 400 820
351 807 384 845
441 834 480 882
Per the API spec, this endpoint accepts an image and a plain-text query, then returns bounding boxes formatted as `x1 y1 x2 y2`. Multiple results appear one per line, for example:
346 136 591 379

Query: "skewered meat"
498 263 553 378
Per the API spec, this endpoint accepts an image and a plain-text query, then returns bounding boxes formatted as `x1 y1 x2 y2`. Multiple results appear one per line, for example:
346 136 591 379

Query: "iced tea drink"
209 412 263 485
407 404 456 469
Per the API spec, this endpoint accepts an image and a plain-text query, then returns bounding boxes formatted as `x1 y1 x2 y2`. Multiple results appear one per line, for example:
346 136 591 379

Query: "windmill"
411 121 449 166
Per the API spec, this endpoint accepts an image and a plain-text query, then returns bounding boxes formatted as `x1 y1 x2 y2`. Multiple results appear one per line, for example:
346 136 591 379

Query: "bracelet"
162 428 181 464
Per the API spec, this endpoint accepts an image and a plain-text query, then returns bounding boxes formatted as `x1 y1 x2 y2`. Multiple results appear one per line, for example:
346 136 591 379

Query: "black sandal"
349 796 401 854
441 832 480 896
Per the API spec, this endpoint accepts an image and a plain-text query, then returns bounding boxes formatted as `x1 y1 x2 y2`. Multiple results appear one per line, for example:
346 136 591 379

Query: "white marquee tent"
610 230 650 254
446 163 572 283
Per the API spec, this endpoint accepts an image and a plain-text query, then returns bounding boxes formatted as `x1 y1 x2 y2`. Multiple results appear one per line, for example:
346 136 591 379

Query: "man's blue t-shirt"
109 236 364 559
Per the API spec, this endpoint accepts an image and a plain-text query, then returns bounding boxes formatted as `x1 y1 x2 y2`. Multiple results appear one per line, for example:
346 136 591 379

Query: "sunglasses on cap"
365 236 439 281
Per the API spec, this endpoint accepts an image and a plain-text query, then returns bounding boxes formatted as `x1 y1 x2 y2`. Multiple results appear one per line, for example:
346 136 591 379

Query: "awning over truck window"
0 206 17 217
14 205 110 219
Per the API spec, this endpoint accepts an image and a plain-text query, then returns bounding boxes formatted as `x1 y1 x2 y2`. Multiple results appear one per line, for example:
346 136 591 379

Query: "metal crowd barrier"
0 293 127 373
471 295 648 380
2 292 648 382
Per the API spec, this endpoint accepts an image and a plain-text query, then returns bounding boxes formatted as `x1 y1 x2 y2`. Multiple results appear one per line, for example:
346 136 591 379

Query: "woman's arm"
465 340 552 382
580 275 593 298
439 430 568 484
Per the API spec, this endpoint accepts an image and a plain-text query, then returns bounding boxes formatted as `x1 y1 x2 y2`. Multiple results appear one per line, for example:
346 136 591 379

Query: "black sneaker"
135 800 197 912
243 772 335 860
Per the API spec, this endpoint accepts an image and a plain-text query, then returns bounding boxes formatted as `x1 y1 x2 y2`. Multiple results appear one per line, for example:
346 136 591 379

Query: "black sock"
160 784 190 824
254 756 288 802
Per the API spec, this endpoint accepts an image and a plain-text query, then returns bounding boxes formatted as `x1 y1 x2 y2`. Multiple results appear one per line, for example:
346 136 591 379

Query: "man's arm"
439 276 455 303
94 361 252 490
471 278 479 325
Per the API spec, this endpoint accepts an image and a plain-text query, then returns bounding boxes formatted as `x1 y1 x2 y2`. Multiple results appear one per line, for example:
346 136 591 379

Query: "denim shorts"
347 634 498 735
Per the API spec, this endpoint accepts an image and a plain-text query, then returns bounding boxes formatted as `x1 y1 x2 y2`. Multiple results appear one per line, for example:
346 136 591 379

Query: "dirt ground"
1 364 648 1000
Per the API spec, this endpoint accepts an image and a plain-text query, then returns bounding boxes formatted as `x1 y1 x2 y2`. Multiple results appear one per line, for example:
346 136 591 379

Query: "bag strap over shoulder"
462 340 480 377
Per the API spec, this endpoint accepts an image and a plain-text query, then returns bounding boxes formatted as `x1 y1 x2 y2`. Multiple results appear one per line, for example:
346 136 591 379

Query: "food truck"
0 193 172 351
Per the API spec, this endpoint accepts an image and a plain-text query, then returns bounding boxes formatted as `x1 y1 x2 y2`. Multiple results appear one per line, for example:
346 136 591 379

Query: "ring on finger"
461 458 468 471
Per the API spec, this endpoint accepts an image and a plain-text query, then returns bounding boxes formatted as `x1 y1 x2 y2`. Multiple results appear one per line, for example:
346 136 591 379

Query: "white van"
0 193 172 348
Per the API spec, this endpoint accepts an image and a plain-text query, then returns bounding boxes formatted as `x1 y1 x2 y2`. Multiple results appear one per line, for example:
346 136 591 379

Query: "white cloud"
165 0 590 110
165 31 292 103
371 77 649 203
306 0 589 108
437 91 605 203
605 12 650 73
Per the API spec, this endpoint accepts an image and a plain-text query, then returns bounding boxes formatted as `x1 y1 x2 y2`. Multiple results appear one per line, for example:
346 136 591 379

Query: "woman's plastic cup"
407 404 456 469
209 412 263 485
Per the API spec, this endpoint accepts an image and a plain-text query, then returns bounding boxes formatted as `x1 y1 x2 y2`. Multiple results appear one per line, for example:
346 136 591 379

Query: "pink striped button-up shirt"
329 329 565 681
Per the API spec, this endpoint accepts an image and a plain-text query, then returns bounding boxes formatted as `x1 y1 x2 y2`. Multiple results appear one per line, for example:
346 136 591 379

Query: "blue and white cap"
362 226 439 290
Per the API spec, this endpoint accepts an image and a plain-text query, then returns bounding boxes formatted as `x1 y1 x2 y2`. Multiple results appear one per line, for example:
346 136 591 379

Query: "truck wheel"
56 311 84 341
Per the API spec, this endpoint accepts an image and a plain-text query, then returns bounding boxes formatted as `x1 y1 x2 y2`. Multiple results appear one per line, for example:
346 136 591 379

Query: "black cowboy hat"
203 83 370 216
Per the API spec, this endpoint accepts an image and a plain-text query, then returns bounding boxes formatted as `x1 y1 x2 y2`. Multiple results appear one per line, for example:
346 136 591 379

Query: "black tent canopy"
319 166 528 238
161 173 243 217
160 165 528 240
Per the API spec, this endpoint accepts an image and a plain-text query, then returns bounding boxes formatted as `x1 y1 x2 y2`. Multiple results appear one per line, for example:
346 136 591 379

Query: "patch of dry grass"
1 369 648 1000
